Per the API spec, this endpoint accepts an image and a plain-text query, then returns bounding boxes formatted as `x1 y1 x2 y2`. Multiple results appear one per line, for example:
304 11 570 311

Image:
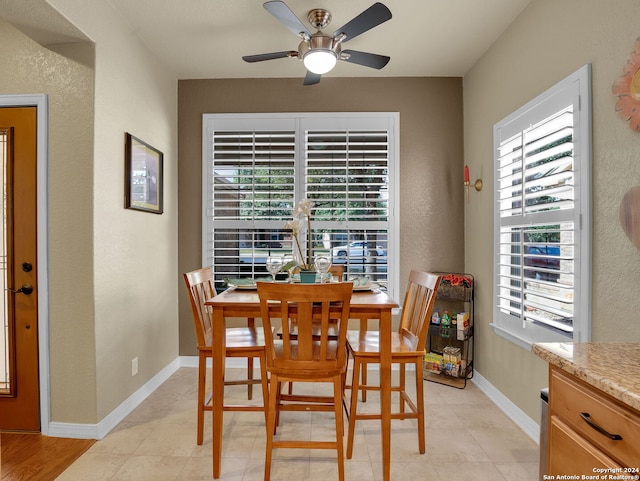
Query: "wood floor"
0 433 94 481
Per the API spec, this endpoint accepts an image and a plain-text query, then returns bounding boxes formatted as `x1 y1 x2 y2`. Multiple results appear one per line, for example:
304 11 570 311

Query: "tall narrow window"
203 113 399 299
0 130 8 393
492 65 592 349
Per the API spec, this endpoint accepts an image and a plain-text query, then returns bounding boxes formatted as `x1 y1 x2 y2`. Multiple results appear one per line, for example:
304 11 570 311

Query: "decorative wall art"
620 186 640 250
614 38 640 250
612 37 640 132
125 133 163 214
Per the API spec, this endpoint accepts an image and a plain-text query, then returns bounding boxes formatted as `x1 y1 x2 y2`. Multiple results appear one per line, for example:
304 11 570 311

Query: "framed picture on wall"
125 133 163 214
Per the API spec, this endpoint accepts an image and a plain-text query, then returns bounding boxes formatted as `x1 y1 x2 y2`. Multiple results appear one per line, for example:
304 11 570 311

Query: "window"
492 65 592 350
202 113 400 299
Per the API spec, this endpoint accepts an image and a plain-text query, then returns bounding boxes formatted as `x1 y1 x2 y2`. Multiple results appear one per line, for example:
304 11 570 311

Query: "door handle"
6 284 33 295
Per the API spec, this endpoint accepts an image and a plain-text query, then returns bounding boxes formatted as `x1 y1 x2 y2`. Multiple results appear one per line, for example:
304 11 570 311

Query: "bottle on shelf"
441 310 451 338
431 308 440 325
441 310 451 328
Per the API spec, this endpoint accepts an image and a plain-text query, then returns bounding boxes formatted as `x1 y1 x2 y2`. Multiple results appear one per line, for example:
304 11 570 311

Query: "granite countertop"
532 342 640 412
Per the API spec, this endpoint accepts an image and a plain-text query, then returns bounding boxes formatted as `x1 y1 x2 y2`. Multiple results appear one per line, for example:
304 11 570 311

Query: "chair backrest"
398 270 441 351
183 267 216 348
291 265 343 280
328 264 344 280
257 282 353 375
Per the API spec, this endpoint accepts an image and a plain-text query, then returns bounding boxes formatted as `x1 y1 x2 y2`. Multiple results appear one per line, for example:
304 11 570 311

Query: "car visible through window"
331 242 385 258
524 245 560 281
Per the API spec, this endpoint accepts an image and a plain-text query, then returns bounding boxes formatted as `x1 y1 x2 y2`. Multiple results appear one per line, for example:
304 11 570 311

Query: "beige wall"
49 0 179 422
1 0 179 426
464 0 640 421
0 17 97 423
178 77 465 354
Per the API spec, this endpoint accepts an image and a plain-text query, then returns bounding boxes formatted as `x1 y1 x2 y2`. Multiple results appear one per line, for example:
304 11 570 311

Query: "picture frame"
125 133 163 214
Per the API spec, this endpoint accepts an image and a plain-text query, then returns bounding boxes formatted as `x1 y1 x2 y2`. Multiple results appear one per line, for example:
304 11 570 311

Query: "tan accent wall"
178 77 465 355
464 0 640 421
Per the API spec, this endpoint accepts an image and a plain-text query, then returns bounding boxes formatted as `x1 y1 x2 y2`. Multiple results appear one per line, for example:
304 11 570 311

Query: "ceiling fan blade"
242 51 296 63
264 1 311 38
341 50 390 69
332 3 392 42
303 71 321 86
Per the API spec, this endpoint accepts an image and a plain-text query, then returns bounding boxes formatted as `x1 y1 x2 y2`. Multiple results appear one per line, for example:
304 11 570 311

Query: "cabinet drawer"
549 415 623 475
550 366 640 468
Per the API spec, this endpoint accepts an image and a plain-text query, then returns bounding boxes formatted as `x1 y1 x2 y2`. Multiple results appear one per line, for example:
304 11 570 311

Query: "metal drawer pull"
579 412 623 440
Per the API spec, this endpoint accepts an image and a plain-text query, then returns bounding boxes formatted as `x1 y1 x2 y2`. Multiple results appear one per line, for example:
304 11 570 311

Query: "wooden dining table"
205 285 398 481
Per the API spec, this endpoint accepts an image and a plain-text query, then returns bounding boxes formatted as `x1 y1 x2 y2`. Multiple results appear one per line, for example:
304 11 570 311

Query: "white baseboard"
46 357 541 445
471 371 540 444
47 358 181 440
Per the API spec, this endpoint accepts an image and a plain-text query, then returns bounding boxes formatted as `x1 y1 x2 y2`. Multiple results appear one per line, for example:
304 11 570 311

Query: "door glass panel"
1 130 9 395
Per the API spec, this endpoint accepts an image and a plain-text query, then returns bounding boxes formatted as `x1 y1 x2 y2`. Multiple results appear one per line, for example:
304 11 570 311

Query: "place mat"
224 277 272 289
349 277 378 291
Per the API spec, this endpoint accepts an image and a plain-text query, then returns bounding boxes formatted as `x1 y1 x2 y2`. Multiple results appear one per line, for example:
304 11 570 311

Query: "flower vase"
299 270 317 284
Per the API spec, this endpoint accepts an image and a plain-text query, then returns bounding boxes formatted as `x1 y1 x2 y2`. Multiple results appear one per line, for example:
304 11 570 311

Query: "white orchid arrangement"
284 198 314 271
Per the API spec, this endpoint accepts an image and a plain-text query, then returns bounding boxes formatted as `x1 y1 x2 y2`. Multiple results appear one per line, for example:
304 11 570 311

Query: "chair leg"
361 363 368 402
399 363 406 415
197 351 207 445
247 318 256 400
274 381 284 431
359 320 368 403
333 375 345 481
340 368 350 417
415 358 426 454
346 357 362 459
259 352 269 425
247 357 254 400
264 374 279 481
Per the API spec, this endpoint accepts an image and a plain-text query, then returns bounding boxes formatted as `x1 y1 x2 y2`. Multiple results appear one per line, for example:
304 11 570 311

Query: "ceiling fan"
242 1 392 86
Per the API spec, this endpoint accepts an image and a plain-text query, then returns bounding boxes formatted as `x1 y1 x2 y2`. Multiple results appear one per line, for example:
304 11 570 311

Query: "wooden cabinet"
424 273 474 389
549 416 623 474
548 365 640 478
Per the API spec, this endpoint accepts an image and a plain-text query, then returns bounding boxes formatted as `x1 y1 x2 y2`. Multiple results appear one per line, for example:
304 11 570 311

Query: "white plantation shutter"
203 113 399 297
492 65 592 349
305 128 389 280
204 124 296 279
305 129 389 222
211 130 296 221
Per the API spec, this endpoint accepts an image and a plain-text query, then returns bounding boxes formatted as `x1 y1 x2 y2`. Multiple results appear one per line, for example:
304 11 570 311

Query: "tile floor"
54 367 540 481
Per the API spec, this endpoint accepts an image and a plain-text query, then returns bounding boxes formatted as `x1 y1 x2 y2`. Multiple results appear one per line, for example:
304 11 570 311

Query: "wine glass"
314 256 332 283
266 256 283 282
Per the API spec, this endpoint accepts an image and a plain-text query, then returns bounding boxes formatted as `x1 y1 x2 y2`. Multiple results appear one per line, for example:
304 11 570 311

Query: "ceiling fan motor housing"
298 33 342 61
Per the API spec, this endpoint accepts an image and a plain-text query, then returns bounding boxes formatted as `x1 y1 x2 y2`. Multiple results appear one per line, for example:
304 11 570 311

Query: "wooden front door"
0 107 40 432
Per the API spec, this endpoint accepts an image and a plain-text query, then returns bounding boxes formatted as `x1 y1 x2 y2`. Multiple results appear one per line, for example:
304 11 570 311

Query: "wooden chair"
290 264 344 281
183 267 268 445
328 264 344 280
279 263 345 396
257 281 353 481
345 270 441 458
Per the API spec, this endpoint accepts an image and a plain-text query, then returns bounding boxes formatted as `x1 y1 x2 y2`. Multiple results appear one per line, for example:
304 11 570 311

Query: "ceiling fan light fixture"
303 49 337 74
244 2 393 85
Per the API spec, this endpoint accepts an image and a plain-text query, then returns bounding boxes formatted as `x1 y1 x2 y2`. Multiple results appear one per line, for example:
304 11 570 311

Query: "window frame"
201 112 400 301
491 64 592 350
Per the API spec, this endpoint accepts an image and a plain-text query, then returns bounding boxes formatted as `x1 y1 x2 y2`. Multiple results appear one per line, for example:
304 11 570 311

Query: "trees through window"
202 113 399 298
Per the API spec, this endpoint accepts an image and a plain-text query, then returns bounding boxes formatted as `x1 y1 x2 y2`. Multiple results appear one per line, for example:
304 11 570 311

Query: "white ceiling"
3 0 533 80
106 0 532 80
